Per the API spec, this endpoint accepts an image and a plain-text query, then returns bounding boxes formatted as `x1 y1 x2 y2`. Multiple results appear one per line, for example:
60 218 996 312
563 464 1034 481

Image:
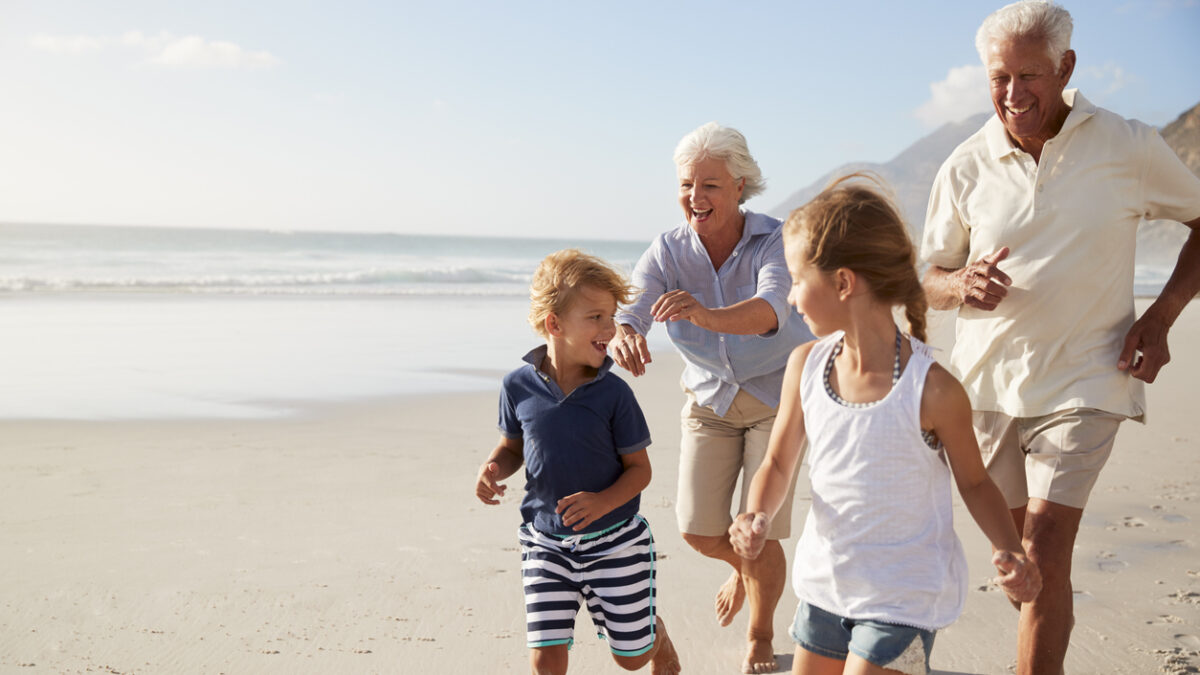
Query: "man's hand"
475 461 506 505
993 550 1042 604
728 512 770 560
955 247 1012 311
609 325 652 377
1118 310 1171 383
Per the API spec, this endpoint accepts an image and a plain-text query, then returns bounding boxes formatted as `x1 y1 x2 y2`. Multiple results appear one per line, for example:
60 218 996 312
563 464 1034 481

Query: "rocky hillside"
768 100 1200 264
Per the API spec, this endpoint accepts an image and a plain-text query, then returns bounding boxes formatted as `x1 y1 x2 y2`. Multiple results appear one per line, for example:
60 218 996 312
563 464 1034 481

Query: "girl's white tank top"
792 331 968 630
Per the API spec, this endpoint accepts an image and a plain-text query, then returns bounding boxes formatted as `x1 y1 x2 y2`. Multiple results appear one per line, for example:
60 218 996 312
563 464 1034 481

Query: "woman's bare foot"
742 637 777 674
716 571 745 626
651 617 681 675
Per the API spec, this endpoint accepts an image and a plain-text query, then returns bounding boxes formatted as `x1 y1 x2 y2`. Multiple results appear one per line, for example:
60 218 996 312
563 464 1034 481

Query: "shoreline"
1 302 1198 673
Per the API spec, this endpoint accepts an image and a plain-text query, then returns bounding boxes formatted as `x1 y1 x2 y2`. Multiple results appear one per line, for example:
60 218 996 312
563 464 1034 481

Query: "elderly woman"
611 122 813 674
921 1 1200 673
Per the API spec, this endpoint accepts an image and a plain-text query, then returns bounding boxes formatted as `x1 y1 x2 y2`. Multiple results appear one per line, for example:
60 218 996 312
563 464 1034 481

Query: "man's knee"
1023 499 1084 585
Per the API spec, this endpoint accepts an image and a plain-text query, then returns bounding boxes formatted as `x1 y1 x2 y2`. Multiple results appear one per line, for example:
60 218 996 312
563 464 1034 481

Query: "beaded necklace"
823 328 902 409
823 327 941 449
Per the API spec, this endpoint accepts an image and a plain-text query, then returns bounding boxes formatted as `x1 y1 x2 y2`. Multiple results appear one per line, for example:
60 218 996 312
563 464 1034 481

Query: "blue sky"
2 1 1197 241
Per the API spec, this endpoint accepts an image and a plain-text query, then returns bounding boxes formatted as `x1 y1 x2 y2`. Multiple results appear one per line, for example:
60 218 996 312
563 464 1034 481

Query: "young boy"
474 249 680 675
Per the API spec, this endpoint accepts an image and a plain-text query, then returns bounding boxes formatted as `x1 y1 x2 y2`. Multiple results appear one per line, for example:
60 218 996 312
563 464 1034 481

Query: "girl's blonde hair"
528 249 636 338
783 173 928 342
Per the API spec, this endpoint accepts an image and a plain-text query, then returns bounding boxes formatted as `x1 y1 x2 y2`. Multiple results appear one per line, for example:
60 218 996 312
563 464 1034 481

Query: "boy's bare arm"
475 437 523 505
556 448 651 532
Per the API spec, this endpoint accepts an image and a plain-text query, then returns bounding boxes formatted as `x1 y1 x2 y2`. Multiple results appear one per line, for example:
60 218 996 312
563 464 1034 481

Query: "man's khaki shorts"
973 407 1125 510
676 388 800 539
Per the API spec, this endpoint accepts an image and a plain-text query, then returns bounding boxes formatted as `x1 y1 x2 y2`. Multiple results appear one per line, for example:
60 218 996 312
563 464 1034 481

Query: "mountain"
768 101 1200 265
768 111 990 237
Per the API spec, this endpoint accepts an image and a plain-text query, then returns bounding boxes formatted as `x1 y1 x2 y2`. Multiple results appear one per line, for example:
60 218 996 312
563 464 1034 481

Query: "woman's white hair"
975 0 1073 65
673 122 765 204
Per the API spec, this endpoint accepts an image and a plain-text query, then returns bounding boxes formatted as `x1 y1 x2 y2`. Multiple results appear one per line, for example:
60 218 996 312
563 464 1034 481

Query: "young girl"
728 174 1041 675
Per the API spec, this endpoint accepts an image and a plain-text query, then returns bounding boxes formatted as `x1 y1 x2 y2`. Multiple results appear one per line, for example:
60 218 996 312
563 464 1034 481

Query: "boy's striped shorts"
518 515 658 656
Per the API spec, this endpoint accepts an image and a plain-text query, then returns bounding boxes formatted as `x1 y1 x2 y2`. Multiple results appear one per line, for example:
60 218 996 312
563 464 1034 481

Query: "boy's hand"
728 512 770 560
475 461 507 505
556 492 611 532
993 550 1041 604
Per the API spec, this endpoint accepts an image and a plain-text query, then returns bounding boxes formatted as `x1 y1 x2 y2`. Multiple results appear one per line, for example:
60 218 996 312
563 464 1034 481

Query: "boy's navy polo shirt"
498 345 652 537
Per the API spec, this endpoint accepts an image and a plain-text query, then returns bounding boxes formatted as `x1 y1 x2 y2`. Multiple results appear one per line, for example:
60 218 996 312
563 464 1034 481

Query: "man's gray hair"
673 122 765 204
975 0 1073 65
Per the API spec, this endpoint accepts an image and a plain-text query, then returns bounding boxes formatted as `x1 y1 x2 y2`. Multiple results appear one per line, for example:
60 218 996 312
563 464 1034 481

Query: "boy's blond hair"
528 249 636 338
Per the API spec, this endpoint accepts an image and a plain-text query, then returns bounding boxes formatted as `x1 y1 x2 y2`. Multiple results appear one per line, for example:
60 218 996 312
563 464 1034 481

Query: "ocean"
0 223 656 419
0 222 1175 419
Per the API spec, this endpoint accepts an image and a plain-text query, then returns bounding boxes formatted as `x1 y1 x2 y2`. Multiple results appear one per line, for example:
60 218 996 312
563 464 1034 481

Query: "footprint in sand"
1165 590 1200 605
1122 516 1148 527
1177 635 1200 649
1096 550 1128 573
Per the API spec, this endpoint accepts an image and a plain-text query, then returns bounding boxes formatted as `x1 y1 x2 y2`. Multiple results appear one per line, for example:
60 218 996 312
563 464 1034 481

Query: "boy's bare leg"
612 617 681 674
682 532 782 674
530 643 569 675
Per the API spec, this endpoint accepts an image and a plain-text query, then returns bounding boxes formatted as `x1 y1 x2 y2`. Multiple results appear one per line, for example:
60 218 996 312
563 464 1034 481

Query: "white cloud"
1082 62 1134 96
28 30 281 70
915 64 992 128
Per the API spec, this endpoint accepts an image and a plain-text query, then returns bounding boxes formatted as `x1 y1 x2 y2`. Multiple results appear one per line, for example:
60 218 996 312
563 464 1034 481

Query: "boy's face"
551 284 619 371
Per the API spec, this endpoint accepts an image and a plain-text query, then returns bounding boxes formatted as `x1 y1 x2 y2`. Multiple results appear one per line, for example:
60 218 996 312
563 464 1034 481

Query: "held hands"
992 550 1042 604
956 247 1012 311
556 492 612 532
728 512 771 560
609 326 652 377
475 461 507 505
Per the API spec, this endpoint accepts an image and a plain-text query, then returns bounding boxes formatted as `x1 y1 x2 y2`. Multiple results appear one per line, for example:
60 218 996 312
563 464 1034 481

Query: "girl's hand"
993 550 1042 603
475 461 506 505
556 492 611 532
728 512 771 560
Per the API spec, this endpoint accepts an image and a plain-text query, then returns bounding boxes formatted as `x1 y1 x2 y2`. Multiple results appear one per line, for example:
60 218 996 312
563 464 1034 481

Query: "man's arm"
1118 217 1200 382
922 247 1013 311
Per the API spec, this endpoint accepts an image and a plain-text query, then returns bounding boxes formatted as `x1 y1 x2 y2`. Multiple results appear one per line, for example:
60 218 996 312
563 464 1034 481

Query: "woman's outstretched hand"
610 325 652 377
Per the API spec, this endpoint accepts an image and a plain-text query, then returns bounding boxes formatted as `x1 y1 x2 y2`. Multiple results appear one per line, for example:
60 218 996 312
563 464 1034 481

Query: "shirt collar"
984 88 1095 160
521 344 614 385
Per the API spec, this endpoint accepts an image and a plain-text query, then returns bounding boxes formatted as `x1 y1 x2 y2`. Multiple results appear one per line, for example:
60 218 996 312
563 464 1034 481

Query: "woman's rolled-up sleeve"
752 229 792 338
616 239 668 336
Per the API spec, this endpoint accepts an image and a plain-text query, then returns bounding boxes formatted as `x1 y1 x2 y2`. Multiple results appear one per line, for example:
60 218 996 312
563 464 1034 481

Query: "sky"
2 0 1198 241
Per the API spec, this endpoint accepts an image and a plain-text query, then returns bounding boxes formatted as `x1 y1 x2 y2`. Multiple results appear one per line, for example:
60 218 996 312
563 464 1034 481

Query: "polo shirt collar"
521 344 614 384
984 88 1096 160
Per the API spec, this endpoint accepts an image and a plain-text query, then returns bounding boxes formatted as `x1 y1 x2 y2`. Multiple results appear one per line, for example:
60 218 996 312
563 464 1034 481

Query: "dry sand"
2 299 1198 674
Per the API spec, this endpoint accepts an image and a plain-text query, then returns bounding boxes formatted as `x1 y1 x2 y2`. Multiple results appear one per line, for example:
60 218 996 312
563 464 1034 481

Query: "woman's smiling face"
677 156 744 237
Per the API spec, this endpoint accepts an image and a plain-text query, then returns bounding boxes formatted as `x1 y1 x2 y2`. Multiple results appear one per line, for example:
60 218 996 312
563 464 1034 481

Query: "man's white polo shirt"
922 90 1200 419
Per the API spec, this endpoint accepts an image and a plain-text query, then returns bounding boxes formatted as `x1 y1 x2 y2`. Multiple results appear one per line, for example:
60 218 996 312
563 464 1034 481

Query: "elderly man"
920 1 1200 673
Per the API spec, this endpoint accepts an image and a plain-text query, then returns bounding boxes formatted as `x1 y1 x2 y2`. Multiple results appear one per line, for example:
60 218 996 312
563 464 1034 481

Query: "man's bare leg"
1016 498 1083 675
682 532 784 674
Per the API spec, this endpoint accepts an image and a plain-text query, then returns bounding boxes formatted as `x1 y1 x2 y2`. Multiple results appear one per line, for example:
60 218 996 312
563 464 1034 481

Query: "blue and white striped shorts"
518 515 658 656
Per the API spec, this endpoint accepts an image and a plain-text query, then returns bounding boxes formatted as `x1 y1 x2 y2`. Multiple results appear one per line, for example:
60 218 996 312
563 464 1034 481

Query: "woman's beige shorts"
973 407 1125 510
676 388 800 538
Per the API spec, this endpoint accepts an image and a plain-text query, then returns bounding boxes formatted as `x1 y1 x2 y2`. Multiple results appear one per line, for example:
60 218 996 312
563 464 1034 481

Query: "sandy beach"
2 299 1198 674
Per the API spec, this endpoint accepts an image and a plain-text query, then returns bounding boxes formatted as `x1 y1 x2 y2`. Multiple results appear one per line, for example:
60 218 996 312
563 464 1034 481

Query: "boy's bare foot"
652 617 681 675
715 571 745 626
742 637 777 674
